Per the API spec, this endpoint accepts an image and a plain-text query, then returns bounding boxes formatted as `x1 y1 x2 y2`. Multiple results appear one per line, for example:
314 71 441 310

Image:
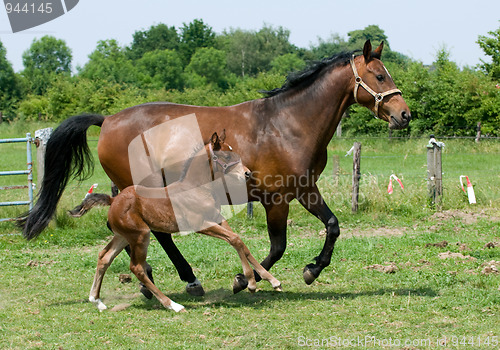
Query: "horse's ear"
211 132 220 150
363 40 372 62
373 41 384 58
220 129 226 142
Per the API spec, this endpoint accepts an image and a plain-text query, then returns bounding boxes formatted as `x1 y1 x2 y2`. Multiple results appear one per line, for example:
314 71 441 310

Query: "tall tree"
220 25 295 77
127 24 179 60
270 53 305 75
218 28 258 78
79 40 137 85
477 24 500 79
347 25 409 64
347 25 388 49
184 47 227 88
309 33 349 59
0 40 21 116
179 19 216 64
137 49 184 90
255 25 295 70
22 36 72 94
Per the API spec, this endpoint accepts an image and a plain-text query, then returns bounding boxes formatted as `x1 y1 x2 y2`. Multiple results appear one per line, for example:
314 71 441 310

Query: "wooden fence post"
351 142 361 213
34 127 53 189
426 142 443 209
434 144 443 208
475 122 481 143
426 144 435 202
0 111 3 124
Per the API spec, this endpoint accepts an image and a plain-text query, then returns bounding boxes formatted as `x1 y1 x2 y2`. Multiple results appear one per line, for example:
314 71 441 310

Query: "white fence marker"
387 174 404 195
459 176 476 204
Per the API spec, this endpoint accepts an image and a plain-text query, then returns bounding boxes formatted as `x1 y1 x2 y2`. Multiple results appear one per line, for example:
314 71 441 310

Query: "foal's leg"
200 224 257 292
128 231 185 312
218 221 282 293
124 245 154 300
201 222 282 293
236 201 289 288
89 235 129 311
152 231 205 296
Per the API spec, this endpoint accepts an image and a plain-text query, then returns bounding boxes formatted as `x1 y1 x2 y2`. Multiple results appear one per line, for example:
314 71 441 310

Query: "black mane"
262 51 359 98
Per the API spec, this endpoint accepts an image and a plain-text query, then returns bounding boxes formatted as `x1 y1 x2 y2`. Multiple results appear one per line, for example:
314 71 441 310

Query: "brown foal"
88 132 282 312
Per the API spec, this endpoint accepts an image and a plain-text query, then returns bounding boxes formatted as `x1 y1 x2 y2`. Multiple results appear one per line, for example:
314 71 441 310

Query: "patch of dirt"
425 240 448 248
104 292 143 304
340 227 407 239
110 303 132 312
431 210 499 225
363 263 398 274
411 260 433 272
438 251 476 261
457 243 472 251
481 261 500 275
306 209 499 242
25 260 59 267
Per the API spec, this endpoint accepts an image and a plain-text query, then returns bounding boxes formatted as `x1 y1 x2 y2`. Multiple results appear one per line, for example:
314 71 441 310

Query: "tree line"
0 20 499 136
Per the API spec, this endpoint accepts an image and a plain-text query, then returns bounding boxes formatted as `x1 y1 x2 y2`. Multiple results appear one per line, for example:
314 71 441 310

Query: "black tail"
18 114 105 240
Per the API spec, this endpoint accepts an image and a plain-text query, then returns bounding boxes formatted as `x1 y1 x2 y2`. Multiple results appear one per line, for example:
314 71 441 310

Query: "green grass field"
0 121 499 349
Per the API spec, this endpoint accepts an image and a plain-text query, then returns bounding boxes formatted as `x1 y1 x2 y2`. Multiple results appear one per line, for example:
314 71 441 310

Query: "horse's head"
351 40 411 130
208 130 250 183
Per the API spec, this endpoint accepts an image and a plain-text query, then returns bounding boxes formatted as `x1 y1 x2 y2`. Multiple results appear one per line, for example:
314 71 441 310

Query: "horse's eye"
376 75 384 82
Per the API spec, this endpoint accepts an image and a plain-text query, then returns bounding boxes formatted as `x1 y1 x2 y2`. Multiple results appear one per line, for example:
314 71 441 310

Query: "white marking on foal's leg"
89 295 107 312
168 300 185 312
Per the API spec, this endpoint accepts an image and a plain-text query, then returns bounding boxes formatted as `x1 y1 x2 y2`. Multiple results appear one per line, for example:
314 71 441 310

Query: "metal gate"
0 133 34 222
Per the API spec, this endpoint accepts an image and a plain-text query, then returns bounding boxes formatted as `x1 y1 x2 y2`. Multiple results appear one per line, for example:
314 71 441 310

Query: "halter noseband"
208 143 240 175
350 55 401 118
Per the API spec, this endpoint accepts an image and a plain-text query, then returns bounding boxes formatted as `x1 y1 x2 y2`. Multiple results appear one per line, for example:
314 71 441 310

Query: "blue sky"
1 0 499 72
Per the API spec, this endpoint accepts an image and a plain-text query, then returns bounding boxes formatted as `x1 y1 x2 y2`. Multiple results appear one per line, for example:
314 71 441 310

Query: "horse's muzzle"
390 110 411 130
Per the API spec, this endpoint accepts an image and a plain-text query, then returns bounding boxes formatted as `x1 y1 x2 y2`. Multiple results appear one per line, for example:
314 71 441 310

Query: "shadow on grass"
176 286 439 310
48 285 438 312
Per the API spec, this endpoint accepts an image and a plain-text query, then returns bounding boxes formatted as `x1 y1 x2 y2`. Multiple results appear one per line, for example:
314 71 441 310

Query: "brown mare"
20 41 410 295
88 132 281 312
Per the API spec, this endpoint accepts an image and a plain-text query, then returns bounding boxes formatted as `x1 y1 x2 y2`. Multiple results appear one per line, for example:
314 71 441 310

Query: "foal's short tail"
17 114 106 240
68 193 112 218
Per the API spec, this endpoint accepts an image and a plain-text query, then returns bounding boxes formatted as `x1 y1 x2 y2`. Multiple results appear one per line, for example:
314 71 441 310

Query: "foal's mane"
262 50 360 98
178 143 206 183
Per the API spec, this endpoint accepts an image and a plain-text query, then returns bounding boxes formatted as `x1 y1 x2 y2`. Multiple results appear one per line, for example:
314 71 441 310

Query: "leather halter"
208 143 240 175
350 55 401 118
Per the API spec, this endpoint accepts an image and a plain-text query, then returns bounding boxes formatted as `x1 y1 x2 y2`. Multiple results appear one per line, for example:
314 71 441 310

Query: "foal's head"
178 130 249 189
208 130 250 184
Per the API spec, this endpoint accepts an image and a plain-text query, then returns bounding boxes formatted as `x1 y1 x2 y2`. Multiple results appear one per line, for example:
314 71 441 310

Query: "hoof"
140 283 154 300
274 284 283 292
168 300 185 313
186 279 205 297
89 296 107 312
232 273 248 294
303 266 317 285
